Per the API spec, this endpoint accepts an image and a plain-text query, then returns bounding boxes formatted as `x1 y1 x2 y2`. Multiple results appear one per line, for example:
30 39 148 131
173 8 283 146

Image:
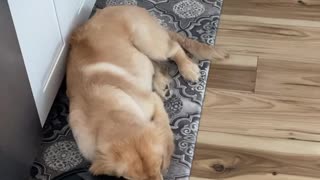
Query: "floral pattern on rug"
30 0 223 180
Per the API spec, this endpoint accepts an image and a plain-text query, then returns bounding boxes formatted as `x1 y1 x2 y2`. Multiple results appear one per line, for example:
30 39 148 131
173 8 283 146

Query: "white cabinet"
8 0 95 125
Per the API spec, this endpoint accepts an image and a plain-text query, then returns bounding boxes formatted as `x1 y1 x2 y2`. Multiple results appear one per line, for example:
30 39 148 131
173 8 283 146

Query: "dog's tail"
168 31 229 61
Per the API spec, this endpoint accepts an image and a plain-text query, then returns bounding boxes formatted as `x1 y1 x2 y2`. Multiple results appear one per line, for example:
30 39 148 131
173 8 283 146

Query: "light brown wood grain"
199 88 320 142
220 15 320 28
191 174 320 180
255 59 320 98
191 132 320 179
208 55 257 91
196 131 320 157
212 54 258 71
191 0 320 179
222 0 320 22
215 15 320 63
296 0 320 6
207 69 256 92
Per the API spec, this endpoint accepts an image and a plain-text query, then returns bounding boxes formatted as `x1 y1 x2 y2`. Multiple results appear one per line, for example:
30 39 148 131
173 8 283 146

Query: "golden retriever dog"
66 6 228 180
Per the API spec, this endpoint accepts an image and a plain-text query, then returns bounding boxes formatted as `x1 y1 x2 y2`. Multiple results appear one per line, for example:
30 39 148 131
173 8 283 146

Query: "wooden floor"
190 0 320 179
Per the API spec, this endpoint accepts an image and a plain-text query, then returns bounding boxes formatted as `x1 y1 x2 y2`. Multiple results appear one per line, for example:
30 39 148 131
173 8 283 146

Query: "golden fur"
67 6 228 180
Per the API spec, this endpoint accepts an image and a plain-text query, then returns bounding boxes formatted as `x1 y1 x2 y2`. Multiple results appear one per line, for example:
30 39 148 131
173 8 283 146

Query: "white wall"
8 0 95 125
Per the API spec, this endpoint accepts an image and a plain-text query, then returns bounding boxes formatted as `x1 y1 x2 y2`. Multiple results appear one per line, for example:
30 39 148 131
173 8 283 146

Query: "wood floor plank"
207 69 256 92
255 59 320 98
191 175 319 180
208 54 258 91
215 15 320 63
300 0 320 6
220 14 320 28
192 0 320 179
200 88 320 142
191 131 320 179
212 54 258 71
222 0 320 22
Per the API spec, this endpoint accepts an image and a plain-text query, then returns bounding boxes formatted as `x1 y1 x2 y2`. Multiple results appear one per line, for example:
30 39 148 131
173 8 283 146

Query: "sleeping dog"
67 6 228 180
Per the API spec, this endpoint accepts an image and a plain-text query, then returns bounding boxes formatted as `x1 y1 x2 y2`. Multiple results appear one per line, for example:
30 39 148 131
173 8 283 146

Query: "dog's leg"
166 41 201 82
132 32 200 82
153 62 170 99
151 93 174 173
131 20 200 82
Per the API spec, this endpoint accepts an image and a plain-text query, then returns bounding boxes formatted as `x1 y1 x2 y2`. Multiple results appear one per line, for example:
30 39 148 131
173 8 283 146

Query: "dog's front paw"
179 62 200 82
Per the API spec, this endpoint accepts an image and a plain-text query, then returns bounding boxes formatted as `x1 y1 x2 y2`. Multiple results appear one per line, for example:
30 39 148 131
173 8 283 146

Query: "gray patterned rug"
30 0 223 180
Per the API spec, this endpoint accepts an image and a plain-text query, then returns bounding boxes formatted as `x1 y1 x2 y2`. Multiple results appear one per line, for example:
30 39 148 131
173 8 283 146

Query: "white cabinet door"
8 0 95 126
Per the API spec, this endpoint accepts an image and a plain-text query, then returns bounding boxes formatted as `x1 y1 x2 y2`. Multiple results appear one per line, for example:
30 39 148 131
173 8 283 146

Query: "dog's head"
89 124 174 180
